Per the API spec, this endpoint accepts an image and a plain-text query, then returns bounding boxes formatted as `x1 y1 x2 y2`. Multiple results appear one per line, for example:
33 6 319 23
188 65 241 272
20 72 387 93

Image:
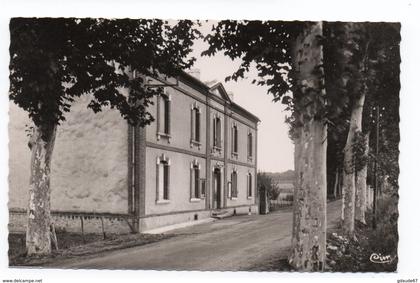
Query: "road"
50 200 342 271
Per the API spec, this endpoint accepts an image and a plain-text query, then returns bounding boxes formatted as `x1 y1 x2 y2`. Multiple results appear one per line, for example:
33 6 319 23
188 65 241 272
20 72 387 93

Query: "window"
191 104 201 144
200 179 206 199
163 98 170 134
231 170 238 199
157 92 171 140
191 160 204 201
195 109 200 141
232 124 238 155
247 132 253 160
213 116 222 148
156 155 170 202
247 173 253 198
191 161 201 200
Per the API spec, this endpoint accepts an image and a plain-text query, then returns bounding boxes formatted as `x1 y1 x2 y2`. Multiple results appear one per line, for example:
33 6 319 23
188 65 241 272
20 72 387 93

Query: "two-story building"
8 71 260 234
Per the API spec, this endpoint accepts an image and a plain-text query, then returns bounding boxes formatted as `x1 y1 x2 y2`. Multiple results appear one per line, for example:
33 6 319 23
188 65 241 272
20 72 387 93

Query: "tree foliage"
203 21 305 103
257 172 280 200
9 18 201 133
322 22 400 195
9 18 201 255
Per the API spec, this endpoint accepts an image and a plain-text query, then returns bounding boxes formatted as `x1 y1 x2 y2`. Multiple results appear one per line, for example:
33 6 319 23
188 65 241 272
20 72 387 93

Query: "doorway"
213 168 222 209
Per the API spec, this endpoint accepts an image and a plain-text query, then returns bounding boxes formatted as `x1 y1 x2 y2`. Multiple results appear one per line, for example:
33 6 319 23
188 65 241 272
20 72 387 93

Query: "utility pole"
372 105 379 229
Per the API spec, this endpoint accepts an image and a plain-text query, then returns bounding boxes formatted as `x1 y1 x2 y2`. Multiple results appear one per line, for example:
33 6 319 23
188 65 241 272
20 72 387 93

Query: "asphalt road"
50 200 342 271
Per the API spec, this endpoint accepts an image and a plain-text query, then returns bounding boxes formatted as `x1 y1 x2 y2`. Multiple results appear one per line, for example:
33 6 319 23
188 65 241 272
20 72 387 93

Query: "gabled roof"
179 71 260 123
209 82 232 104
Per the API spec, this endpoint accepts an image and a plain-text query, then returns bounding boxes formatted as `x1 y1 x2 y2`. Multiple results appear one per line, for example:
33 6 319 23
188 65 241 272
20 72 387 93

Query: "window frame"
190 102 202 148
200 178 206 199
231 170 238 199
156 90 172 141
247 131 253 161
190 160 202 202
247 172 253 199
156 155 171 204
231 122 239 158
213 114 222 151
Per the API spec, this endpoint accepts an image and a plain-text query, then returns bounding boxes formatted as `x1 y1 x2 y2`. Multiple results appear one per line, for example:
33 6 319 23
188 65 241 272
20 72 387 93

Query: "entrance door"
213 168 221 209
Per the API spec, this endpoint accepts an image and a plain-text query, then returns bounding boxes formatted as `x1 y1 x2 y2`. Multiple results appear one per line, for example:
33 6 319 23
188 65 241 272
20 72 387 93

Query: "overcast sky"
189 21 294 173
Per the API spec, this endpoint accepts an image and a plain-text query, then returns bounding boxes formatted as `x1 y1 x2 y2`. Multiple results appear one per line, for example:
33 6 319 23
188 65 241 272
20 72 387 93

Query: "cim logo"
369 253 396 264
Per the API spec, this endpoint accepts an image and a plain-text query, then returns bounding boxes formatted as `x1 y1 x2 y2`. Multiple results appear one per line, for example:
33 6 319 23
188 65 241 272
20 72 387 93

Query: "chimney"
227 91 234 101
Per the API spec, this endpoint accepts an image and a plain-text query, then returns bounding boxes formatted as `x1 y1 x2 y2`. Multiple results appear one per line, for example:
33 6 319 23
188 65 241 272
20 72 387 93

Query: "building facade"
8 72 260 234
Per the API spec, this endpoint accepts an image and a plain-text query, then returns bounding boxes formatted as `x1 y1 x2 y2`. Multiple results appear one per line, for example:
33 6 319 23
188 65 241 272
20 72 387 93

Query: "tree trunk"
342 92 365 236
26 123 57 255
355 133 369 224
290 119 327 271
289 22 328 271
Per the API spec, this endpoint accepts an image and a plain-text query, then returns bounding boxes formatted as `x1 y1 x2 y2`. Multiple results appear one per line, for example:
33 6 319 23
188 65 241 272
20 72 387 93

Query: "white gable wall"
8 95 129 214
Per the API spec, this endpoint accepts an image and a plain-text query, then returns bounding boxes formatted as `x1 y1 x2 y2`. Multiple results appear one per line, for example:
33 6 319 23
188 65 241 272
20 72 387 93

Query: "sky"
189 21 294 173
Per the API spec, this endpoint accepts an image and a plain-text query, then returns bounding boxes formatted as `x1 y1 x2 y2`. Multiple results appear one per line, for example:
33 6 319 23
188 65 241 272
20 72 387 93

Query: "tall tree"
9 18 200 255
288 22 328 271
337 23 371 234
257 172 279 201
323 22 400 231
204 20 332 271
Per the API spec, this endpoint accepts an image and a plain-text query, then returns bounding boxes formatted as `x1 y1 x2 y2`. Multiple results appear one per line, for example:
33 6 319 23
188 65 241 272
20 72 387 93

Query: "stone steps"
210 210 233 219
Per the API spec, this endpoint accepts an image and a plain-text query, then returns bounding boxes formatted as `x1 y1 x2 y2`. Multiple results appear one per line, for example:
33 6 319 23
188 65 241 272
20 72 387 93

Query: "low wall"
141 210 211 232
141 204 258 232
9 204 259 235
9 210 133 234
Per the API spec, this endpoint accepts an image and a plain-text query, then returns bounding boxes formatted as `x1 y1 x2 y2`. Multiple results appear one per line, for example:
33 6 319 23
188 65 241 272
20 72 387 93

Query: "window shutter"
251 135 253 157
234 127 238 153
231 126 234 153
156 163 160 201
247 134 250 157
213 118 216 146
190 166 193 199
248 174 252 197
235 172 238 197
217 119 221 147
201 179 206 198
195 167 200 198
156 96 161 134
196 110 200 142
248 133 253 157
191 108 194 141
163 164 169 200
232 171 237 198
165 99 171 135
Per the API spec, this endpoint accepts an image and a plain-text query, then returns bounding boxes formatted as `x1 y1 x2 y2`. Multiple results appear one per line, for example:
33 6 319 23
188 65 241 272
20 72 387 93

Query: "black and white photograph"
1 1 420 282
